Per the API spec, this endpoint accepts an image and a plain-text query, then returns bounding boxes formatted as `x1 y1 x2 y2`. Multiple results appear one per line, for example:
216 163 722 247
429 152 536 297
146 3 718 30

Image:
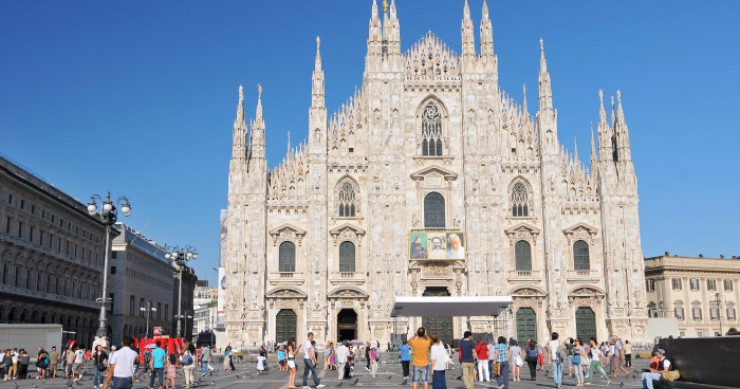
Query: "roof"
391 296 513 318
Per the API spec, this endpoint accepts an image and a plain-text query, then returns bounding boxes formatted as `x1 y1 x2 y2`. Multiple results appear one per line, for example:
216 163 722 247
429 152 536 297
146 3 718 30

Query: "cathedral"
224 0 649 347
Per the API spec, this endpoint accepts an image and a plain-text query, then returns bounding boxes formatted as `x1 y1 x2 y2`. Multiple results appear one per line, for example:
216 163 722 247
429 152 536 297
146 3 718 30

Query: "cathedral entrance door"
422 287 453 345
575 307 596 342
275 309 297 344
337 309 358 341
516 307 537 343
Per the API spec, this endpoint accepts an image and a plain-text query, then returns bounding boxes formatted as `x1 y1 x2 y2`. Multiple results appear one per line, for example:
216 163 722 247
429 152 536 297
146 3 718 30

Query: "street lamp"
181 310 194 340
88 192 131 348
166 246 197 338
140 301 157 343
713 292 723 336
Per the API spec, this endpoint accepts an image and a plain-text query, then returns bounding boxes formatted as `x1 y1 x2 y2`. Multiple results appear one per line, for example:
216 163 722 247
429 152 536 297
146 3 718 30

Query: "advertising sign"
408 230 465 260
153 326 162 336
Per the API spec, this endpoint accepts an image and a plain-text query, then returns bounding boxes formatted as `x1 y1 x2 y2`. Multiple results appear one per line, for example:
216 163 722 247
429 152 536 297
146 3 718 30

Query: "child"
256 347 267 375
165 353 178 389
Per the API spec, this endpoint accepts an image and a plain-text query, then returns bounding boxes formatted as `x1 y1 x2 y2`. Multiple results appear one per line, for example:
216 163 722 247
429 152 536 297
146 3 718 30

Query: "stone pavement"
0 359 649 389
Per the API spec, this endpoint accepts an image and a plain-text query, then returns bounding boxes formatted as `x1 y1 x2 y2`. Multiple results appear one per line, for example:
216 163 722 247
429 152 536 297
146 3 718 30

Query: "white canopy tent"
391 296 513 318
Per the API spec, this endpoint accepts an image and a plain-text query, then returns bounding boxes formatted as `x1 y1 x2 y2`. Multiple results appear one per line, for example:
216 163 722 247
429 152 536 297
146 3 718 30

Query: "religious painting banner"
408 230 465 260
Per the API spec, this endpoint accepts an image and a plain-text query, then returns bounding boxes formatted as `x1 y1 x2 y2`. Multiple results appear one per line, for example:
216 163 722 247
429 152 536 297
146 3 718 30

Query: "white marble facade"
224 0 649 347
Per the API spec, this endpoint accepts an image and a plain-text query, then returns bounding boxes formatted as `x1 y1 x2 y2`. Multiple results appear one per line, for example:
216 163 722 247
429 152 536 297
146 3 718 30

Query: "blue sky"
2 1 739 284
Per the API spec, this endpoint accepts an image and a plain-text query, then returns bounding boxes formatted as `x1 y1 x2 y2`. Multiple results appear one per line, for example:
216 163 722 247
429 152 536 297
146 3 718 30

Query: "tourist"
567 338 575 378
536 339 545 371
149 340 167 389
335 341 350 380
286 337 299 389
430 333 447 389
165 352 177 389
277 347 286 372
182 344 196 388
510 339 522 382
585 338 610 386
445 343 455 370
37 347 49 379
301 332 325 388
624 340 633 368
323 342 332 370
93 345 109 388
103 337 137 389
73 345 85 382
64 346 75 379
548 332 563 389
408 327 432 389
2 350 11 381
641 349 672 389
399 339 411 380
474 338 490 382
493 336 510 389
368 346 378 378
486 339 495 379
524 340 538 380
48 346 59 378
257 346 267 374
18 350 29 379
572 338 586 387
9 349 18 380
458 330 476 389
199 344 211 378
223 345 232 371
610 336 630 378
143 348 152 376
364 341 371 372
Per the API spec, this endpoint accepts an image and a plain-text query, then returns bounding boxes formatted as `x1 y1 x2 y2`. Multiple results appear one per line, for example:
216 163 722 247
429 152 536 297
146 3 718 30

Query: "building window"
5 217 11 234
420 103 443 156
29 227 34 242
710 307 719 320
20 199 25 209
278 241 296 273
7 193 12 204
336 179 358 217
725 280 734 291
39 230 43 245
690 278 700 291
157 303 162 320
140 299 145 317
423 192 445 228
110 266 116 275
646 279 656 292
573 240 590 271
339 241 356 273
25 269 31 289
129 295 135 315
674 307 684 320
728 308 736 321
1 263 6 284
707 279 717 291
165 305 168 320
17 221 23 239
692 307 702 320
511 182 529 217
515 240 532 271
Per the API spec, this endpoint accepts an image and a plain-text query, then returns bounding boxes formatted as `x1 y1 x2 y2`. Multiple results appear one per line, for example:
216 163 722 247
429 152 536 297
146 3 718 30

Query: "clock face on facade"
221 276 226 290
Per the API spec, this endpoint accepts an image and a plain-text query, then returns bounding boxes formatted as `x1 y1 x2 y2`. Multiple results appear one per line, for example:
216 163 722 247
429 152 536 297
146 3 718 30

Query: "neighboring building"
109 223 174 341
193 302 218 336
0 155 110 347
194 280 217 308
645 253 740 337
173 261 197 340
224 2 650 346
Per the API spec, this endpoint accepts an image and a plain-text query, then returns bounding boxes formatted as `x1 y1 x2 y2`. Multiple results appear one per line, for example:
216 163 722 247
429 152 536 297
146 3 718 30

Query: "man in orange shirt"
408 327 432 389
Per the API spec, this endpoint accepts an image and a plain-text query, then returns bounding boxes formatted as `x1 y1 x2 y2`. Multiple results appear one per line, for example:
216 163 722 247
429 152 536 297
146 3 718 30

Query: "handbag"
492 362 501 376
516 355 524 367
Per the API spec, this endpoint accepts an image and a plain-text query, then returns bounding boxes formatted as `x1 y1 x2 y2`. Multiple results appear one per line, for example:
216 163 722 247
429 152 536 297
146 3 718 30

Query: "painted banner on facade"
408 231 465 260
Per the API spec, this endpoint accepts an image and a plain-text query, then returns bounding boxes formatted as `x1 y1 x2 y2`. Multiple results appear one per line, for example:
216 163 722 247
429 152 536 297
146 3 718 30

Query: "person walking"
572 338 586 387
430 333 447 389
102 337 137 389
408 327 432 389
364 341 371 372
624 340 633 368
474 339 490 382
585 338 610 386
537 340 545 371
510 340 522 382
149 340 167 389
399 340 411 380
548 332 564 389
93 345 109 388
368 346 378 378
48 346 59 378
335 341 350 381
610 336 630 378
199 344 211 378
300 332 325 388
165 352 177 389
64 346 75 379
493 336 511 389
458 331 476 389
37 347 49 379
182 344 196 388
286 338 299 389
524 340 538 381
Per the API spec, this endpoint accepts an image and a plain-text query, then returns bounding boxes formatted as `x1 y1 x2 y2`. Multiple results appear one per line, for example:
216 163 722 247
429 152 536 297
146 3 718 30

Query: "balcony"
267 272 305 286
566 269 601 282
507 270 542 282
329 271 366 286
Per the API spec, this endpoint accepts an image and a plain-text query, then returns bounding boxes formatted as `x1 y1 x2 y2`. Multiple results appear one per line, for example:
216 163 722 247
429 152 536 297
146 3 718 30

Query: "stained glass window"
573 240 590 270
424 192 445 228
339 241 356 272
421 104 443 156
515 240 532 271
511 182 529 217
337 180 357 217
279 241 296 273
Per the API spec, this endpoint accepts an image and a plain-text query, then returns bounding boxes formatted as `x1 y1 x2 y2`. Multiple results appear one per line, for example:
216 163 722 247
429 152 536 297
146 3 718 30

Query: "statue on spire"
383 0 388 14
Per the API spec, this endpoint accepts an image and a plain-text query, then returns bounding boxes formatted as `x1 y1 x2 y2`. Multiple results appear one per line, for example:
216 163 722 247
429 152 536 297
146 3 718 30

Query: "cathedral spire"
538 38 553 111
461 0 476 60
312 36 325 108
522 84 529 115
480 0 494 57
366 0 383 72
597 89 612 161
383 0 401 64
250 84 266 161
590 123 598 168
231 85 247 162
573 136 579 165
614 90 632 161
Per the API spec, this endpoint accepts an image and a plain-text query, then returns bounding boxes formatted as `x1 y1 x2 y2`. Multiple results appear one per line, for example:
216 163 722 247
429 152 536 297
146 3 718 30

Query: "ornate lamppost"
87 192 132 347
141 300 157 343
166 246 197 338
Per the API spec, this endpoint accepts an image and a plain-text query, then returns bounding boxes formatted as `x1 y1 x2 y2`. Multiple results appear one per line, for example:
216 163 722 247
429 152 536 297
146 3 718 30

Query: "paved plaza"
1 357 649 389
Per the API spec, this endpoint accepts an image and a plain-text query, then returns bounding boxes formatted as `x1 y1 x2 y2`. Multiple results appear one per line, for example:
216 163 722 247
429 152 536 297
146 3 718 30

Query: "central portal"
337 309 358 342
422 287 454 345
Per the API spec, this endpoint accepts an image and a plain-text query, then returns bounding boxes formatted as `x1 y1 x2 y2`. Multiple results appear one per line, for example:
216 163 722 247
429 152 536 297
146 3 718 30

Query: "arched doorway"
516 307 537 343
422 287 453 345
575 307 596 342
275 309 297 344
337 309 358 342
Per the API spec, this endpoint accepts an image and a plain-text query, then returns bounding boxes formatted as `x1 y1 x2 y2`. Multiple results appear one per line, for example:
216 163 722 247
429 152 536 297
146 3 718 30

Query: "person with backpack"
93 345 109 388
524 340 538 381
143 349 152 376
181 344 196 388
547 332 564 389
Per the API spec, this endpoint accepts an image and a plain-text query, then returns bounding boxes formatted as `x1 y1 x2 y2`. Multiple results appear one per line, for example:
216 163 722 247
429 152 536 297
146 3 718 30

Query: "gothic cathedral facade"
224 0 649 347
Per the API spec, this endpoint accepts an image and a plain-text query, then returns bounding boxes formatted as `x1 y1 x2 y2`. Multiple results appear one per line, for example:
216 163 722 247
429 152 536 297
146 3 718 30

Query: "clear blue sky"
2 1 739 284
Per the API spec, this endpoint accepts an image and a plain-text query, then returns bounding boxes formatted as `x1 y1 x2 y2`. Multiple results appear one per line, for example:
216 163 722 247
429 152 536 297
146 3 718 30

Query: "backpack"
556 346 569 363
144 351 152 364
527 347 537 359
182 352 193 366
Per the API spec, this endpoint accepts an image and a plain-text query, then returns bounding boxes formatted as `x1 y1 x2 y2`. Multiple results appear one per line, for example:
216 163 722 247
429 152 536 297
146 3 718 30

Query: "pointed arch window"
511 182 530 217
515 240 532 271
337 179 358 217
573 240 590 271
339 241 356 273
424 192 445 228
278 241 296 273
421 104 443 156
